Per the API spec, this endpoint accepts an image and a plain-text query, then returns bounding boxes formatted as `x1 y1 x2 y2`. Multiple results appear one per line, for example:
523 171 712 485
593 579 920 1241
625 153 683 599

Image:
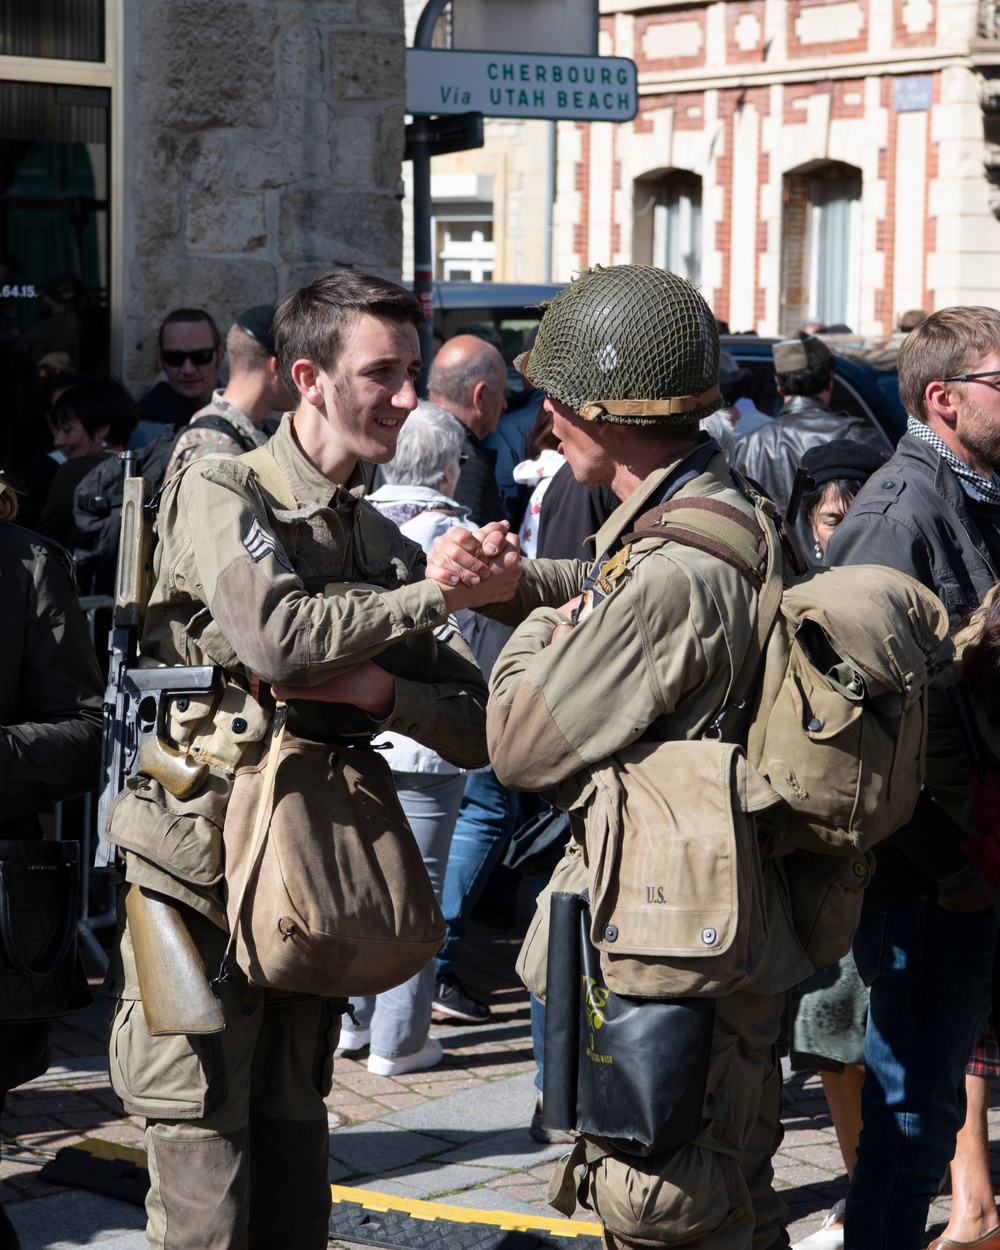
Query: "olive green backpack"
625 484 954 860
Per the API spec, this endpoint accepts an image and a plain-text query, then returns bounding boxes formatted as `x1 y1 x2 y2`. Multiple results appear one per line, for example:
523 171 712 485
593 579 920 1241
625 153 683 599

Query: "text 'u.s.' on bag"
543 889 715 1156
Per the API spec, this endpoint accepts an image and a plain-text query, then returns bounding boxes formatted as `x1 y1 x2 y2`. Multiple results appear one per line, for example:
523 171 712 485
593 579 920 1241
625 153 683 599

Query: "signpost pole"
412 0 450 396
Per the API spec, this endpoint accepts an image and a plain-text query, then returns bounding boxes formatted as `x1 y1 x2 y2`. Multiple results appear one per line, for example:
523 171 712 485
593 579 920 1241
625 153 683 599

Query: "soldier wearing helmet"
427 265 810 1250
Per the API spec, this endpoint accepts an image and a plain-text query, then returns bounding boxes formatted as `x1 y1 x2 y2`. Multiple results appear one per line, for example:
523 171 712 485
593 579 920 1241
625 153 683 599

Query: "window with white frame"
633 170 702 285
781 162 862 334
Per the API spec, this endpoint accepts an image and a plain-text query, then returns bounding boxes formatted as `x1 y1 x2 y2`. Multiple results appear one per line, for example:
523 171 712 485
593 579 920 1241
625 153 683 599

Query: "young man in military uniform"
427 265 811 1250
106 270 516 1250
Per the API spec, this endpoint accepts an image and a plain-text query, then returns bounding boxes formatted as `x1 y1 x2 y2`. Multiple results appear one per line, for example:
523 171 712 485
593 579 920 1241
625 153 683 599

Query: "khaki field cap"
515 264 724 425
773 334 832 374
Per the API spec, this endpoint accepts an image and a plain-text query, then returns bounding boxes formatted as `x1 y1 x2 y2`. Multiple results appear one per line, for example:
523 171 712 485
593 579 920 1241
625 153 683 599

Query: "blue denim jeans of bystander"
435 769 520 977
844 897 999 1250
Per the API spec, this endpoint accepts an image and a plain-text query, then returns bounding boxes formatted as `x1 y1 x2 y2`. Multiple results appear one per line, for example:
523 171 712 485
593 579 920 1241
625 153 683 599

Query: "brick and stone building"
558 0 1000 334
407 0 1000 333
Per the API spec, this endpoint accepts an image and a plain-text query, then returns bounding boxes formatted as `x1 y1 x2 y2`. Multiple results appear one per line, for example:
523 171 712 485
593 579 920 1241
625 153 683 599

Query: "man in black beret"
164 304 294 480
733 333 887 564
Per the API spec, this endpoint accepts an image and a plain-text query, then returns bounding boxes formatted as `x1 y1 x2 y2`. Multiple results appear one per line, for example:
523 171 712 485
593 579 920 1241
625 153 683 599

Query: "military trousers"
576 986 787 1250
108 906 340 1250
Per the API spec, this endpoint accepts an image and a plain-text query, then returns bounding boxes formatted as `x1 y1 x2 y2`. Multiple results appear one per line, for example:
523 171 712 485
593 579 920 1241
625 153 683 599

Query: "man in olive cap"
734 332 886 563
426 265 810 1250
164 304 294 479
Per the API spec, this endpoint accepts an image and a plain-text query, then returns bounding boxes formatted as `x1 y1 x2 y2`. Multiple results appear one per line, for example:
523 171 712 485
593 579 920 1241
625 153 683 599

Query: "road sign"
407 48 638 123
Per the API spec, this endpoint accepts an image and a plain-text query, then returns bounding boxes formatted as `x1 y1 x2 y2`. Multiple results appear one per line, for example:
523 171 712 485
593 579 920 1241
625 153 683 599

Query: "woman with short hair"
338 402 478 1076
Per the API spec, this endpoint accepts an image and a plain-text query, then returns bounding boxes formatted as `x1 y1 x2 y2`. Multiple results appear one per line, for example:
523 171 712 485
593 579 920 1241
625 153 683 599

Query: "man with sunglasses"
163 305 294 479
826 306 1000 1250
131 307 224 446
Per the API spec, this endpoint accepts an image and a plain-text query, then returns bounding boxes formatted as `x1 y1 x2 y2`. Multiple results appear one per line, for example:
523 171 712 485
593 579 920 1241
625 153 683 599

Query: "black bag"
0 840 92 1022
503 805 570 876
72 415 257 597
543 891 714 1157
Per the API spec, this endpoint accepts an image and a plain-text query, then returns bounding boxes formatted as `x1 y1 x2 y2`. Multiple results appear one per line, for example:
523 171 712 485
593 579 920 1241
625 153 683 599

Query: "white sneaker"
336 1025 371 1056
790 1200 845 1249
367 1036 443 1077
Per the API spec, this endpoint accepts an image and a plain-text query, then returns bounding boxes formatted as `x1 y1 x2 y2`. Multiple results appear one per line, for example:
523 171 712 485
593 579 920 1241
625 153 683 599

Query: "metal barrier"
55 594 115 971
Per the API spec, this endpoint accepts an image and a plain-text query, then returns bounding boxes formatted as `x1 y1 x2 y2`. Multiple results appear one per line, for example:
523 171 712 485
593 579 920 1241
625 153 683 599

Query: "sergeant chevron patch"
243 515 292 571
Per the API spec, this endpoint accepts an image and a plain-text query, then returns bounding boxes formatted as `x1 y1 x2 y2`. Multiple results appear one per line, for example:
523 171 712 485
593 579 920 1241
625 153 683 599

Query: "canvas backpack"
624 480 954 859
71 416 257 598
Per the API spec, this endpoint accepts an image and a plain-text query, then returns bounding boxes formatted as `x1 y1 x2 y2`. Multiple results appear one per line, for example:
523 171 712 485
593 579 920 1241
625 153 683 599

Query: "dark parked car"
722 334 907 448
423 281 561 389
422 283 908 443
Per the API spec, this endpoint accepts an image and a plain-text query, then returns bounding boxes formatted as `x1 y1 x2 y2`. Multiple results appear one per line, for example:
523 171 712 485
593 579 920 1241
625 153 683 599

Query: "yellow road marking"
330 1184 602 1237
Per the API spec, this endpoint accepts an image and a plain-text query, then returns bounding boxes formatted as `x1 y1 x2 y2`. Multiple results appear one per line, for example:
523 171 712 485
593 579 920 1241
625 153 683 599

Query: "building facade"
558 0 1000 335
0 0 406 464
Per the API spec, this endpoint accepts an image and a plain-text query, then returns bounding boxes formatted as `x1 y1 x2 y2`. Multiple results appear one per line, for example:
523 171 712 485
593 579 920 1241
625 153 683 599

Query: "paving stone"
329 1121 457 1175
438 1127 575 1170
381 1071 538 1137
7 1190 146 1250
354 1162 507 1201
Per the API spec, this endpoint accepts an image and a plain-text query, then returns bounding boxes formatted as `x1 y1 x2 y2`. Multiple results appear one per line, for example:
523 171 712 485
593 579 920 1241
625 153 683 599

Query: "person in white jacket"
337 402 480 1075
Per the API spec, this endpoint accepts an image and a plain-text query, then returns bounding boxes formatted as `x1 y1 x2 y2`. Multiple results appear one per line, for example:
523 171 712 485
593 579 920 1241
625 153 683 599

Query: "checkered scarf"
906 416 1000 506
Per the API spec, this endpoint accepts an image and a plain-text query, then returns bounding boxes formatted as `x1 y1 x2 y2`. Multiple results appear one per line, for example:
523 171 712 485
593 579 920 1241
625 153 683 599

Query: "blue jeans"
348 771 466 1059
844 898 998 1250
435 769 519 977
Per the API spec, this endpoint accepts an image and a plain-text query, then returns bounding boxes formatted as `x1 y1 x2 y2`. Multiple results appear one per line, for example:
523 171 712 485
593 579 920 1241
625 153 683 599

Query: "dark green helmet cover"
516 265 723 425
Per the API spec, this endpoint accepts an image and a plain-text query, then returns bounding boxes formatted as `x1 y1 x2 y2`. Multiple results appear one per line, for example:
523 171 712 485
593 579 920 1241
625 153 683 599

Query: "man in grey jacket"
734 334 886 563
826 305 1000 1250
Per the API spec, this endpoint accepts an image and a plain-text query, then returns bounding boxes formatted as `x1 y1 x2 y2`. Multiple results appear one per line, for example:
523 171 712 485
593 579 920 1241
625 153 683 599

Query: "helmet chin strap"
579 385 722 423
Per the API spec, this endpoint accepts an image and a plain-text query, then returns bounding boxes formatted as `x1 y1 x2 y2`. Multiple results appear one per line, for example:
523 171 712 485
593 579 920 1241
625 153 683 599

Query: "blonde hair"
0 477 19 522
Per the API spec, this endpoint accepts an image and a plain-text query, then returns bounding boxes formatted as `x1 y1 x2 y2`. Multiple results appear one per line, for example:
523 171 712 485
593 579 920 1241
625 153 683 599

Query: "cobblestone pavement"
1 910 995 1248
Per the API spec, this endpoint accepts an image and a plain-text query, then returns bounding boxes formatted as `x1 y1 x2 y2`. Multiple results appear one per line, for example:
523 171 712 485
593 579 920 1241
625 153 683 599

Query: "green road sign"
407 48 638 123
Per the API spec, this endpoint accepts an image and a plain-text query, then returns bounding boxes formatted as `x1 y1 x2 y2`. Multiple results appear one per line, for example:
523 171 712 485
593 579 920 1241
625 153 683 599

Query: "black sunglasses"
161 347 217 367
942 369 1000 384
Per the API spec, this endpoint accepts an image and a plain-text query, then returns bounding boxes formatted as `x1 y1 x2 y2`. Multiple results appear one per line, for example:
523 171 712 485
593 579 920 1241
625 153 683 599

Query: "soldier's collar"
591 436 718 556
268 413 365 506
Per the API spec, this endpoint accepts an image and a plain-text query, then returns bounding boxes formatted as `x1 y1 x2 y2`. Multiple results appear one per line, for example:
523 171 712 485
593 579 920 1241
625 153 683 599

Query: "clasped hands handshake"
270 523 522 716
425 520 523 609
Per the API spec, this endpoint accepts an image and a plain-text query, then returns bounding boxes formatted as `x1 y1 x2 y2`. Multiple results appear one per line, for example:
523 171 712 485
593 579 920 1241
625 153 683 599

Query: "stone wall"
121 0 405 391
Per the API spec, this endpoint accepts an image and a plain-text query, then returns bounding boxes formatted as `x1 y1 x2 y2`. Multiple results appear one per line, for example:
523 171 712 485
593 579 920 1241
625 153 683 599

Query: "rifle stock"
99 455 227 1036
125 885 226 1035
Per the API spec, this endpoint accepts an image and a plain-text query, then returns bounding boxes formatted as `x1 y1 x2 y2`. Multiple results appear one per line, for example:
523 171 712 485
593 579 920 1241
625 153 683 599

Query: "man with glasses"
826 306 1000 1250
131 307 224 446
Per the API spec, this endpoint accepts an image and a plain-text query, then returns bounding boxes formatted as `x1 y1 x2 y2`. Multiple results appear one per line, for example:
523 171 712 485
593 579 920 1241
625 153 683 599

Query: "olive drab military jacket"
485 443 812 996
119 414 488 926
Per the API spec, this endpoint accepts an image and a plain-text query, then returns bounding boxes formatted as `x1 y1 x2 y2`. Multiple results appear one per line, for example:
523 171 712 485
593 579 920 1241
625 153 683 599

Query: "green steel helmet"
516 265 723 425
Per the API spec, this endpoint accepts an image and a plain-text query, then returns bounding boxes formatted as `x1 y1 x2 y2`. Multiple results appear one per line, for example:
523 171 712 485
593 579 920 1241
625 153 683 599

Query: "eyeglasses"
161 347 217 367
941 370 1000 384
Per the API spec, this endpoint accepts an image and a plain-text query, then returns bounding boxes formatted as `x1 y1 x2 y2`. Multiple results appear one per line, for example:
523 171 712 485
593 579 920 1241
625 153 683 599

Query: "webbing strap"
623 487 785 740
242 446 298 511
625 499 768 593
579 385 721 421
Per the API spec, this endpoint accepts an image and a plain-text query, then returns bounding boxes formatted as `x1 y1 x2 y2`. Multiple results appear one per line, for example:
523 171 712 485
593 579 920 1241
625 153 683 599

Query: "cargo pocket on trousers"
109 998 219 1121
701 1033 737 1124
582 1141 747 1245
